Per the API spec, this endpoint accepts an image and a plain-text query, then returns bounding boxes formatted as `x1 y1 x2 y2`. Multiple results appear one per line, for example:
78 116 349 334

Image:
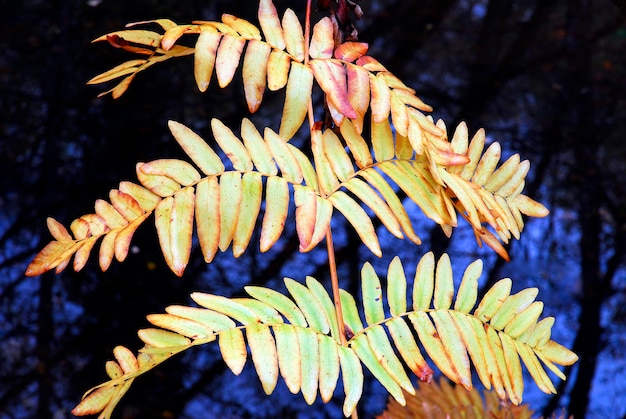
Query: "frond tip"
71 253 577 418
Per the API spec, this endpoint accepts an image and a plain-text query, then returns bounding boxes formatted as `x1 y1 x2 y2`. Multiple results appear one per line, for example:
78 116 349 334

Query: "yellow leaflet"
73 238 97 272
219 328 247 375
110 189 143 221
155 197 174 269
137 328 191 348
338 346 363 417
285 277 330 334
72 386 117 416
311 129 340 195
146 313 213 339
211 118 253 171
409 311 459 383
192 293 259 324
351 334 406 405
504 301 543 339
241 118 276 175
245 286 307 327
282 9 304 61
317 335 340 403
113 346 139 374
453 259 482 314
195 177 220 263
433 254 454 310
274 324 302 394
297 327 319 404
361 262 384 324
306 276 340 340
339 119 373 169
260 176 289 252
483 153 521 192
490 288 539 331
343 178 403 239
215 34 246 88
370 74 391 123
310 59 357 119
47 217 72 241
322 129 354 181
438 169 482 230
166 305 236 331
221 13 261 40
413 251 435 311
515 341 556 394
114 214 150 263
99 229 118 272
497 160 530 198
267 50 291 90
95 199 127 228
487 327 515 402
309 17 334 59
450 312 492 390
87 59 145 84
329 191 382 257
242 40 271 113
194 30 220 92
523 317 554 347
365 325 414 393
218 172 242 252
258 0 286 50
513 194 549 218
265 128 303 181
390 92 409 138
248 323 279 394
280 62 313 141
430 310 471 389
93 29 162 46
359 169 421 244
136 162 182 197
168 187 195 276
386 257 407 316
233 172 263 257
474 278 512 323
168 120 225 175
371 117 394 162
139 158 201 186
334 41 368 63
385 317 431 382
340 289 365 333
293 185 316 250
346 64 370 133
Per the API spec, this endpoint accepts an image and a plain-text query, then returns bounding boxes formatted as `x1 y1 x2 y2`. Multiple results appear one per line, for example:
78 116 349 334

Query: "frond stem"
304 0 312 65
304 0 348 350
325 228 348 346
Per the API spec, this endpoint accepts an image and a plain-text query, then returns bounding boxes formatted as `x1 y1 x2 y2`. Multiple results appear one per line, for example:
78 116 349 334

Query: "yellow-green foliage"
26 1 577 417
377 377 570 419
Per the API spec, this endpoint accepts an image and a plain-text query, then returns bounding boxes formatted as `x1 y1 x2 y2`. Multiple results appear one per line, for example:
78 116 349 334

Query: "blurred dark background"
1 0 626 418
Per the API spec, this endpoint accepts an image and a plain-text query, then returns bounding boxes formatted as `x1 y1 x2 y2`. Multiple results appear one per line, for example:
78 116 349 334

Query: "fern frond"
334 115 548 259
376 377 542 419
88 0 443 143
27 108 550 277
26 118 323 276
437 122 550 258
71 253 577 418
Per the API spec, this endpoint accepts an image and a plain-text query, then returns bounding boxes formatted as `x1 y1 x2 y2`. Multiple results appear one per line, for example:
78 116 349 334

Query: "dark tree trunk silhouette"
550 0 608 416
